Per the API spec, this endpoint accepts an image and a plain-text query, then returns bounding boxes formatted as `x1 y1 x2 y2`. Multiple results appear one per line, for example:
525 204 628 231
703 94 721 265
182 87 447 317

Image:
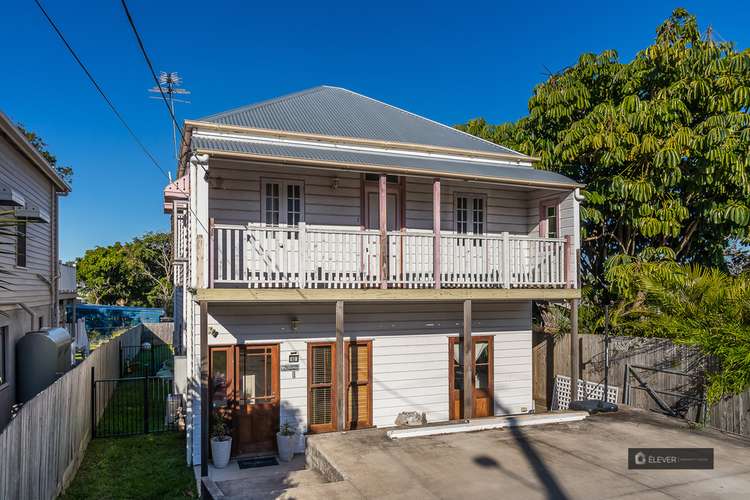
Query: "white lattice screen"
551 374 619 410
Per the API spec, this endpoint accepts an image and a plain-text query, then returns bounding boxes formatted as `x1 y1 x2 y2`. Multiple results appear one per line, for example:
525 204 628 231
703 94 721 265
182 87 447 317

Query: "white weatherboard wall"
203 301 533 438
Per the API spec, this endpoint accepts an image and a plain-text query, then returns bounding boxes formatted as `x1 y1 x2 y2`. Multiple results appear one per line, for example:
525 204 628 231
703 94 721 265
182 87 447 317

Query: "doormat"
237 456 279 469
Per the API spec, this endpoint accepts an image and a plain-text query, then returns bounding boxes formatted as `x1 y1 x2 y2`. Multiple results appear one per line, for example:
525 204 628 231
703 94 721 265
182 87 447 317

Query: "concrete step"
217 468 329 499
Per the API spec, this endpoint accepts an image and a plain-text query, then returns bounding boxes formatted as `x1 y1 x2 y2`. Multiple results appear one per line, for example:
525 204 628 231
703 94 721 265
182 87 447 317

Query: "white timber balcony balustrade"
211 222 572 290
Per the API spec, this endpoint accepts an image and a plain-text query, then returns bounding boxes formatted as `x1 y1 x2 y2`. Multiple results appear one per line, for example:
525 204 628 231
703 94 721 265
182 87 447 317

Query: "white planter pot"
276 433 296 462
211 437 232 469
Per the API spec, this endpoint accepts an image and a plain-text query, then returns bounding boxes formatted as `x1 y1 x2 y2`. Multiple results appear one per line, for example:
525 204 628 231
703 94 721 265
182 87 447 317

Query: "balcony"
211 223 572 290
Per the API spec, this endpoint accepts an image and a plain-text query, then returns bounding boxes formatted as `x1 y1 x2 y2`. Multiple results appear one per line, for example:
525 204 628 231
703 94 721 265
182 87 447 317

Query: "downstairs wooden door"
234 344 280 455
449 336 494 419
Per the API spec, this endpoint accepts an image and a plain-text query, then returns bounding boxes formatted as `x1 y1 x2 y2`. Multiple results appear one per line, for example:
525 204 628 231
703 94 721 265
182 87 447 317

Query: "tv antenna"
149 71 190 161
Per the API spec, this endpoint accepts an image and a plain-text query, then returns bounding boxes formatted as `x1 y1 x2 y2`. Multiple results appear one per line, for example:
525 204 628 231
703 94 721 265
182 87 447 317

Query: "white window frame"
453 193 486 235
261 179 305 226
539 197 561 239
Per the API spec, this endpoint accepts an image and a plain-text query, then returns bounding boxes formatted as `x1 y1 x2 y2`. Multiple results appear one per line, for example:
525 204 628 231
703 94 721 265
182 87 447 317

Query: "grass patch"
61 432 197 500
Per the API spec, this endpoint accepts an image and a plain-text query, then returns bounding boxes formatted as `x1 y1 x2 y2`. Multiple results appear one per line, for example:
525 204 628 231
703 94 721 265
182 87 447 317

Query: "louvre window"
309 344 334 429
347 342 371 428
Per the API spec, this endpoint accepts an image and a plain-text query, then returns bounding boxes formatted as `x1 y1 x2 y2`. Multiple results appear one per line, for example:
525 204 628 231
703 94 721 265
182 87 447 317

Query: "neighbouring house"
0 110 71 429
164 86 582 470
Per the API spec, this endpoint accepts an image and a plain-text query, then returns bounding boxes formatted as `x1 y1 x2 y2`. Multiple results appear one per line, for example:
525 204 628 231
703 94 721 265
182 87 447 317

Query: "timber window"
308 343 336 433
540 202 559 238
455 195 485 235
16 221 27 267
346 341 372 429
262 180 304 226
0 326 6 385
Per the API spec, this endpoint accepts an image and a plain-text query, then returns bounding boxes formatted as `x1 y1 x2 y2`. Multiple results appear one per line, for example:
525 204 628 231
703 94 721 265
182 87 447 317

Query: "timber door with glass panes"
209 345 280 456
449 336 494 419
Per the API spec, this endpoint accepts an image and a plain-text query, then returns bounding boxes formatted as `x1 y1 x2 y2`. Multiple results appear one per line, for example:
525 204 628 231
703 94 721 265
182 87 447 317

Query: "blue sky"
2 1 748 261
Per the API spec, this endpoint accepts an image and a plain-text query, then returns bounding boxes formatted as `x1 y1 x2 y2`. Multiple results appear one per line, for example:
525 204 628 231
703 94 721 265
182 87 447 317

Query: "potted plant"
210 411 232 468
276 422 297 462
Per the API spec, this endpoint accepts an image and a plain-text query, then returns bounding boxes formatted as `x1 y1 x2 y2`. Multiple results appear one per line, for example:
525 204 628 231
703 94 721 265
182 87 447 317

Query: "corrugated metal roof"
192 135 580 188
199 86 523 156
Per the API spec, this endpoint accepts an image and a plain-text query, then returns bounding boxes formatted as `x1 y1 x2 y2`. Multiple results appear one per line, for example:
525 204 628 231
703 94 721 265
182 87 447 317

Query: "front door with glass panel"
236 345 280 454
449 336 494 419
209 345 280 456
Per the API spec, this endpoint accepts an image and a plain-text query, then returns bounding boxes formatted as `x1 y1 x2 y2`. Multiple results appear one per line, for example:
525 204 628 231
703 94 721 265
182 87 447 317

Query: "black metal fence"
92 372 181 438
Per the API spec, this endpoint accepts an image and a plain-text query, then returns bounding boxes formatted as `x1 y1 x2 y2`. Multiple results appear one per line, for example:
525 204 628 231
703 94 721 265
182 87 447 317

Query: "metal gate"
91 368 182 438
119 344 173 377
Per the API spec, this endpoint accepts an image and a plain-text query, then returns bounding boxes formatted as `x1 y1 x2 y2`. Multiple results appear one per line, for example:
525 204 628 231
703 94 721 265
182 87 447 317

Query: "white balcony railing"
212 223 570 289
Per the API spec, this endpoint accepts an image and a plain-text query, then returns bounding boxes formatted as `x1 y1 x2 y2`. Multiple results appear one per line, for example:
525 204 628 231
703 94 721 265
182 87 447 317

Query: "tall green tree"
76 232 173 313
458 9 750 304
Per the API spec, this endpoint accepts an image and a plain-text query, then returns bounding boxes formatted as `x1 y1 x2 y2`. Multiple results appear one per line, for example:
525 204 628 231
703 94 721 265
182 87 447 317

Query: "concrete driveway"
305 407 750 500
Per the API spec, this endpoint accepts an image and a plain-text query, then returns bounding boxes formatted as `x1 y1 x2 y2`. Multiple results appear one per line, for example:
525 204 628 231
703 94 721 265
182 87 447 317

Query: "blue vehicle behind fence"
67 304 165 340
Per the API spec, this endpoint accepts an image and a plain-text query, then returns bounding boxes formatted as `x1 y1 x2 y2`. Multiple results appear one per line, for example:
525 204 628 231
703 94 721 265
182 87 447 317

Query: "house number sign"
288 352 299 363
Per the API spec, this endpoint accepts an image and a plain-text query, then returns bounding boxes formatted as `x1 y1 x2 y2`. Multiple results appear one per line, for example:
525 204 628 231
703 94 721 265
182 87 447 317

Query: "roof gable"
199 86 522 156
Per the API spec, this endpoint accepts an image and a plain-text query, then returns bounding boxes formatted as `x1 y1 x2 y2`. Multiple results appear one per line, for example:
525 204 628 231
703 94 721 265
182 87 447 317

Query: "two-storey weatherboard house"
0 110 70 429
164 86 582 470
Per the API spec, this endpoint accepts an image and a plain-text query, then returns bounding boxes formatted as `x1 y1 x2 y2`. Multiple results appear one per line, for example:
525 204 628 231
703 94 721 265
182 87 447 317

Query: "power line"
119 1 185 145
32 0 207 234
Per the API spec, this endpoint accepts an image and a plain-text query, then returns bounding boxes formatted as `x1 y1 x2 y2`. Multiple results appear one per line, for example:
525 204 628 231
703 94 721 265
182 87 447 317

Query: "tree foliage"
16 123 74 184
607 260 750 402
76 232 173 313
458 9 750 304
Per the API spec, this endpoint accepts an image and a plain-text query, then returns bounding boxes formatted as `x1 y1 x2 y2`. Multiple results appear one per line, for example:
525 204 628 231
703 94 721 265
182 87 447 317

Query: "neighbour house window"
0 326 6 385
542 203 558 238
16 221 27 267
263 180 304 226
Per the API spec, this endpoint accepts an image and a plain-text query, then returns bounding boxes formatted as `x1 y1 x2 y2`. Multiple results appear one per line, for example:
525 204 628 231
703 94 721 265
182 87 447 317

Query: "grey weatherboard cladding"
200 86 520 155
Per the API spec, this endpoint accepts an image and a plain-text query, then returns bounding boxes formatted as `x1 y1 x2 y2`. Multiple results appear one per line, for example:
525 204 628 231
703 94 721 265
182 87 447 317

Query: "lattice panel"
551 375 619 410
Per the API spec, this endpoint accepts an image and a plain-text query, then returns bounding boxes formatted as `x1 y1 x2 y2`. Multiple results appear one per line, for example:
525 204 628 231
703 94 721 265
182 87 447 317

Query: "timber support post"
379 174 388 289
433 178 441 288
336 301 345 431
200 300 209 478
463 299 473 419
570 298 579 401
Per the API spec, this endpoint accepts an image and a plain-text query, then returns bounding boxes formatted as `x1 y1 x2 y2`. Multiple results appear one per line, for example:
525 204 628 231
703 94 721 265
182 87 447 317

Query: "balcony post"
502 232 510 288
298 222 307 288
433 178 441 289
208 217 215 288
564 235 573 288
379 174 388 289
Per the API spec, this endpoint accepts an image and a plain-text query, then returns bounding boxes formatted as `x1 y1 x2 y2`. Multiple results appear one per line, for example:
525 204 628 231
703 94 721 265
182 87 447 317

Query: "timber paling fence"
0 322 174 500
533 333 750 438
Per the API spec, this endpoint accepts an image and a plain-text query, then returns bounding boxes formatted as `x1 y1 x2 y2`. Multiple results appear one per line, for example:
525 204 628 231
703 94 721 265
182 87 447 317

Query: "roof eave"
195 147 583 191
184 120 541 165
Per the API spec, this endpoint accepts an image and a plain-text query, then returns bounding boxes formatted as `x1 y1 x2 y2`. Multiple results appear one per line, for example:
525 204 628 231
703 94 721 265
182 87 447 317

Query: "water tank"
16 327 73 403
